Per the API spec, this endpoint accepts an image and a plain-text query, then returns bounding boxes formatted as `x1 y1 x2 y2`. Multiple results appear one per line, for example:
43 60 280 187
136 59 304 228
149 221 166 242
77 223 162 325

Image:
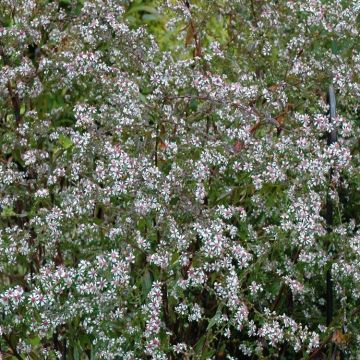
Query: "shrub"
0 0 359 358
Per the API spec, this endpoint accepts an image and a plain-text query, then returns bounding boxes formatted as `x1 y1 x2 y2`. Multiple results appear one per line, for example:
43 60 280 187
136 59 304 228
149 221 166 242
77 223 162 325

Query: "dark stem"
0 45 22 124
326 268 333 326
6 81 22 124
2 334 23 360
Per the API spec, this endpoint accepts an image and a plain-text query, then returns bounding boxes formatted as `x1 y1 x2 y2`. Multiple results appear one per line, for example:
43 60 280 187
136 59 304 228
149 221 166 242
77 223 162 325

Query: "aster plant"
0 0 359 359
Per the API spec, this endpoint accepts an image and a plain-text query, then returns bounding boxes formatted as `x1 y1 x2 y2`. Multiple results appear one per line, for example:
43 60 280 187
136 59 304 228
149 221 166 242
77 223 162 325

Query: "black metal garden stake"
326 85 347 359
326 85 337 327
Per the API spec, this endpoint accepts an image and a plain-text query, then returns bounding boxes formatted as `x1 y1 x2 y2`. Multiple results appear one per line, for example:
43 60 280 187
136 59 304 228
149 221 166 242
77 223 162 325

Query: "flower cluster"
0 0 359 358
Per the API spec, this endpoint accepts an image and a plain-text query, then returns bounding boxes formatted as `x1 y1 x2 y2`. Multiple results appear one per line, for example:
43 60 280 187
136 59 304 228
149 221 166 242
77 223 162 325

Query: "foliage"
0 0 359 359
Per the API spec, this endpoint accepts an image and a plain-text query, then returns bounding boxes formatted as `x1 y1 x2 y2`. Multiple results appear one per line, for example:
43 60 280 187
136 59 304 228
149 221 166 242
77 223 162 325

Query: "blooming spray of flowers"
0 0 359 358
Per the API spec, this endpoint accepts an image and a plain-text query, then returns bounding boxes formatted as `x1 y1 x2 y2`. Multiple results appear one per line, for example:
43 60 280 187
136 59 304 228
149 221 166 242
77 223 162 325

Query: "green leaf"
206 304 223 331
73 346 80 360
90 346 96 360
28 336 41 346
189 99 198 112
141 269 153 298
127 5 159 15
58 134 73 149
1 206 16 217
193 335 207 355
139 93 147 103
142 14 160 21
52 146 62 158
